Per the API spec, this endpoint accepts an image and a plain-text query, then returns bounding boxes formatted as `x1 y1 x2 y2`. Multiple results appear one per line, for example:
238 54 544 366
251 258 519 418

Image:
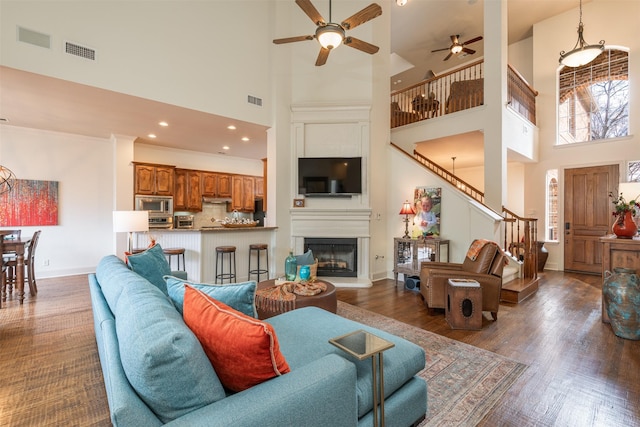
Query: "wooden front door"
564 165 619 274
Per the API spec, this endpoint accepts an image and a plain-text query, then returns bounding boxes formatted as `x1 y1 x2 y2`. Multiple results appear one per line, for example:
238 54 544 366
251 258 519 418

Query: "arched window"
546 170 558 242
558 49 629 144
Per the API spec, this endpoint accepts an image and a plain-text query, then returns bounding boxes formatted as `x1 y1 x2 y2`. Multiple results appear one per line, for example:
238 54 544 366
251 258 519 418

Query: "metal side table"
329 330 395 427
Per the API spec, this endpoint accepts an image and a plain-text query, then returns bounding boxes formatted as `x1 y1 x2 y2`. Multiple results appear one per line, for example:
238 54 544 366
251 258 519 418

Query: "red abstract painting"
0 180 58 226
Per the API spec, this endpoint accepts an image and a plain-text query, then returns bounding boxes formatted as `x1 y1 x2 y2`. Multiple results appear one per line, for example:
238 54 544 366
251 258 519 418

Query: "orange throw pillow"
183 285 290 392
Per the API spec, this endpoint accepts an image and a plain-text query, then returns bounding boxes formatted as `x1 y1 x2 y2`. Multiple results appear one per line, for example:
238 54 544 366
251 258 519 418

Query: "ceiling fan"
431 35 483 61
273 0 382 66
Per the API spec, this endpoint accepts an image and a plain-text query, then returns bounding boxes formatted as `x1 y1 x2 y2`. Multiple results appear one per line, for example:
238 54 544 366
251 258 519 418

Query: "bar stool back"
248 243 269 282
215 246 237 284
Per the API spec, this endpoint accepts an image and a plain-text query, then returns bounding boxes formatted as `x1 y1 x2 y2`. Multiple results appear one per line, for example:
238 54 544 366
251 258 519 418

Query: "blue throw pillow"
295 250 314 266
127 244 171 294
115 281 225 423
165 276 257 318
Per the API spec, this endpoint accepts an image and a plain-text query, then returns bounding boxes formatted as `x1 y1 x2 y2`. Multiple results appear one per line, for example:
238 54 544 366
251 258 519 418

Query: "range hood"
202 196 232 204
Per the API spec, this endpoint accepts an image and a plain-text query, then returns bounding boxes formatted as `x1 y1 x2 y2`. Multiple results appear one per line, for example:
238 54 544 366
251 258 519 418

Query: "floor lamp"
113 210 149 254
399 200 416 239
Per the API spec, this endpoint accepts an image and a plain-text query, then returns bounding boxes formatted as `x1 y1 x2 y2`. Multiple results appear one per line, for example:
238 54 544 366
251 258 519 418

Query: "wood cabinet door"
187 171 202 211
154 166 174 195
174 169 188 210
202 172 218 197
134 164 156 195
243 176 255 211
231 176 244 210
564 164 618 273
218 174 232 198
254 177 264 198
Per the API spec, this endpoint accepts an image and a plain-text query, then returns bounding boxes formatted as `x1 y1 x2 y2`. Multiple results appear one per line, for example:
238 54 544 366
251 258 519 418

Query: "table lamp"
399 200 416 238
113 210 149 253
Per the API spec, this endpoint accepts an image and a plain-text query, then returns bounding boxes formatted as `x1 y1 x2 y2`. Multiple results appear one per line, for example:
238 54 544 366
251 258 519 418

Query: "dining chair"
3 230 41 299
3 230 22 291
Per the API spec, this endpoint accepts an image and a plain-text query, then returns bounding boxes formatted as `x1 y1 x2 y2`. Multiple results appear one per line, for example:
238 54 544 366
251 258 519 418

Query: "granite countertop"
153 227 278 232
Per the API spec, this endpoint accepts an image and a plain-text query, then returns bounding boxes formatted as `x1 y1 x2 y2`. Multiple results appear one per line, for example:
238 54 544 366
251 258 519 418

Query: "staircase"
392 143 540 303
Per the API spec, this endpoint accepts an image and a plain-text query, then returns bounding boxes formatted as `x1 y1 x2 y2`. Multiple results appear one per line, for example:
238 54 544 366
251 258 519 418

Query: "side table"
446 279 482 330
329 330 394 427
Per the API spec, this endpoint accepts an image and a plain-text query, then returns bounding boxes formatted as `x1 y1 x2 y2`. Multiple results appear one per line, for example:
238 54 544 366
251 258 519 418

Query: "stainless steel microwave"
135 195 174 216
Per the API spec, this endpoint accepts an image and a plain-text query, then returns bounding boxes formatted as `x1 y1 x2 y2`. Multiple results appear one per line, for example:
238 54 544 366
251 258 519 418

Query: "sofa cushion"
96 255 158 314
115 282 225 423
183 285 290 392
165 275 257 318
266 307 425 418
126 244 172 294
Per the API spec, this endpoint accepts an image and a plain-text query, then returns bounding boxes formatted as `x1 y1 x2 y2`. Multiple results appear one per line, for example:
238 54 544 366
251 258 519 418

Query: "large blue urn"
603 268 640 340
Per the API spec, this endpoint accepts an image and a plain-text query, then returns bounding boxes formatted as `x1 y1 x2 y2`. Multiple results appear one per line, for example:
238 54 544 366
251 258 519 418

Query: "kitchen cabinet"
393 237 449 285
217 174 232 198
134 163 175 196
231 175 255 212
255 177 264 199
201 172 218 197
174 169 202 212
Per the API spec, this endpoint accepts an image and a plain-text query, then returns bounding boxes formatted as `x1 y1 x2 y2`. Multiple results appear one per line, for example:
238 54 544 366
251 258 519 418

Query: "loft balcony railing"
390 60 538 128
391 143 538 282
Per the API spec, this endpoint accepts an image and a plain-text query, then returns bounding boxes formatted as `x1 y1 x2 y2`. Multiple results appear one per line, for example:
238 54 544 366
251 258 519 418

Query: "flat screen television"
298 157 362 196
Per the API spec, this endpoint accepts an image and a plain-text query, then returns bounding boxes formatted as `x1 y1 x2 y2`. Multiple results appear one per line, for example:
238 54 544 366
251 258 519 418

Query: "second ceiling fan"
432 35 483 61
273 0 382 66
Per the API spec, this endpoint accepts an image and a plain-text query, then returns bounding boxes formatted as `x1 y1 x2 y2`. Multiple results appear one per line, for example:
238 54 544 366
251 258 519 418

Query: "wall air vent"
17 26 51 49
247 95 263 107
64 41 96 61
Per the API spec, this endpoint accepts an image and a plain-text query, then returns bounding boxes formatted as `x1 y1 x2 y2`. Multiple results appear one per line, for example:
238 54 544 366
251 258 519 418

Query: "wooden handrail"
391 142 538 280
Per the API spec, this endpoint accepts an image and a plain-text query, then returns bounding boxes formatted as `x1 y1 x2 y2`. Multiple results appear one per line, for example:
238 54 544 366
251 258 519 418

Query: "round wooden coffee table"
255 279 337 319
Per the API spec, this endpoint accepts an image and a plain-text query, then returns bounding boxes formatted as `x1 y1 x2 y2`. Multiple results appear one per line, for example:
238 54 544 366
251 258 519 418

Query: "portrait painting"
412 187 441 238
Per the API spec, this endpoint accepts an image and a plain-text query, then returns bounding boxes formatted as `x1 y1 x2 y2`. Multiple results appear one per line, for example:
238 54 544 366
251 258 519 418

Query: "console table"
393 238 449 285
599 235 640 323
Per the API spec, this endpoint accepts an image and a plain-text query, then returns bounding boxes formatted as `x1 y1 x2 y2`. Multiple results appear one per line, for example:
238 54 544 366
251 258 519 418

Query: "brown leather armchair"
419 240 507 320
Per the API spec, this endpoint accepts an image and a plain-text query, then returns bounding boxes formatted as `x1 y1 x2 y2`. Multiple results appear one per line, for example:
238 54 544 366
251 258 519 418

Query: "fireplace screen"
304 238 357 277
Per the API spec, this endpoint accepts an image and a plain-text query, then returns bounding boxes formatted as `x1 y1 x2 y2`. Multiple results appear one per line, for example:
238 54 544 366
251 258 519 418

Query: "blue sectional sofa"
88 255 427 426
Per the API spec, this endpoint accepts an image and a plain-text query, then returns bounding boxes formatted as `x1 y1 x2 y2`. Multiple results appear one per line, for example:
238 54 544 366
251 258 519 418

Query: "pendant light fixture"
559 0 604 67
0 165 16 195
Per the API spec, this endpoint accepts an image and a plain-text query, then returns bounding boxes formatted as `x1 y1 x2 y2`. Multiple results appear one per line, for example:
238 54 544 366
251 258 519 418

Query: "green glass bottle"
285 250 297 281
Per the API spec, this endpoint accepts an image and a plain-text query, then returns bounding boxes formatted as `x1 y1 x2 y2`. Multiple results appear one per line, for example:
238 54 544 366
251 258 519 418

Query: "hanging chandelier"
0 165 16 195
559 0 604 67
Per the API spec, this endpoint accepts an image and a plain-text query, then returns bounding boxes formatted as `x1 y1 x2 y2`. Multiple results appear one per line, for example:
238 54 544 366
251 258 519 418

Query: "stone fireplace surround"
291 208 372 288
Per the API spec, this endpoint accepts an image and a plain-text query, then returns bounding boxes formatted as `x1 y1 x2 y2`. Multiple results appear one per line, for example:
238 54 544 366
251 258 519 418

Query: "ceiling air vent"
247 95 262 107
65 41 96 61
17 26 51 49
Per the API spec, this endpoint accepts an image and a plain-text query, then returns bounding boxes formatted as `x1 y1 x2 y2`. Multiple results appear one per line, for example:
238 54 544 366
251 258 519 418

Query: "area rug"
337 301 527 426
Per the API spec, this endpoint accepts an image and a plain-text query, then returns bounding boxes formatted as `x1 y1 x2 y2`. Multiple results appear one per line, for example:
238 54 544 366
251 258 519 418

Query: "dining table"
1 231 29 304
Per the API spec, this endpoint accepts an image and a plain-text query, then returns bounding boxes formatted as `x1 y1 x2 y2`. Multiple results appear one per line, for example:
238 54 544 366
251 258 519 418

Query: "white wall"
529 0 640 270
0 125 114 277
0 1 273 127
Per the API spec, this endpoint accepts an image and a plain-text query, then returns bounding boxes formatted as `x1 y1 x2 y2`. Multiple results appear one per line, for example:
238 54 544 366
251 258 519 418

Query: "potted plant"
609 192 639 238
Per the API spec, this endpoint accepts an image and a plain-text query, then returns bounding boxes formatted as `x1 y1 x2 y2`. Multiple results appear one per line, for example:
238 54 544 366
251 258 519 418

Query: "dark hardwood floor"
338 271 640 426
1 270 638 426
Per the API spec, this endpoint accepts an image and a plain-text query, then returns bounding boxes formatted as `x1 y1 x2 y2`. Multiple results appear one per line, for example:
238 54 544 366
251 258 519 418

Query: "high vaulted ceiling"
0 1 582 160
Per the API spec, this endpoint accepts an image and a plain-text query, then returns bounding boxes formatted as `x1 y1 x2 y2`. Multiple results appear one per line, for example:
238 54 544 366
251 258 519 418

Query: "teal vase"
603 268 640 340
285 251 297 281
299 265 311 281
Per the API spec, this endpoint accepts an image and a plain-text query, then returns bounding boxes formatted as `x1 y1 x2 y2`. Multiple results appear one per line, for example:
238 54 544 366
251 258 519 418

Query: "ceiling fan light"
317 24 344 50
451 45 463 54
396 0 408 6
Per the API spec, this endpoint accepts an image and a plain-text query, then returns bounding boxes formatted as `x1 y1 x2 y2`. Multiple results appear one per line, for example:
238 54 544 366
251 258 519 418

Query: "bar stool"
248 243 269 282
163 247 186 271
215 246 236 284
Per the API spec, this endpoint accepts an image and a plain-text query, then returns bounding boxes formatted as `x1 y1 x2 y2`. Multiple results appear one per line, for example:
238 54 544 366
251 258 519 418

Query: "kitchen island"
134 227 278 283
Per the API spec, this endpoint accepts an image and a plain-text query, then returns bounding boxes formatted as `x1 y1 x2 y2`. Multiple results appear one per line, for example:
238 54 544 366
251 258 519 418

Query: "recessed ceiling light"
241 137 249 142
227 125 236 130
158 121 168 127
148 134 157 138
222 145 230 150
